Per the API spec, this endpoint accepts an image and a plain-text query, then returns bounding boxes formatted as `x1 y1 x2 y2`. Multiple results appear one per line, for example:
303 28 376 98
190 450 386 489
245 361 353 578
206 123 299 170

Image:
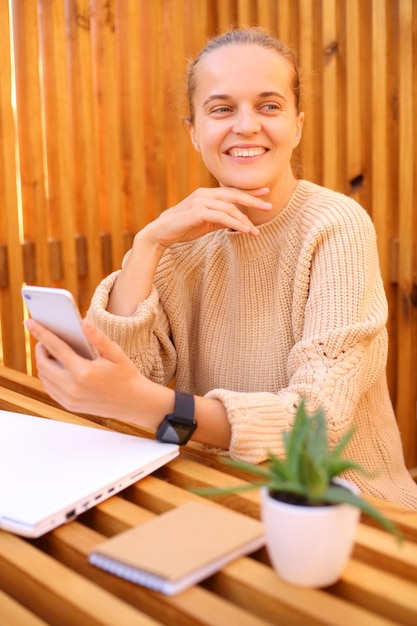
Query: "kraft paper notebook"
0 410 179 538
88 500 265 595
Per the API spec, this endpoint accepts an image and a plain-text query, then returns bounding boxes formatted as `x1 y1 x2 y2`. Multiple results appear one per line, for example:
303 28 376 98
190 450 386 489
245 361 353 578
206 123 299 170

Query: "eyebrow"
202 91 287 108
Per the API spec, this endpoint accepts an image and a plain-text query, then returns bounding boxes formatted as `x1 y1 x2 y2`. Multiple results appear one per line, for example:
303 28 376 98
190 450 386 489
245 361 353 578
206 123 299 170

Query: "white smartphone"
22 286 96 360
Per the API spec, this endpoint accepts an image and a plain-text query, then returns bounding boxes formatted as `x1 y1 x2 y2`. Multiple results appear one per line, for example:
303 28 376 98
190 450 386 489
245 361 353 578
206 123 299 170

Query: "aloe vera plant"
195 400 401 539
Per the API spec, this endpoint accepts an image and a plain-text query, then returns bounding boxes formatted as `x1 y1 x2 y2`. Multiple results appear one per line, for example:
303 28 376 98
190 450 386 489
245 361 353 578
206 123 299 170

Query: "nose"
232 106 261 135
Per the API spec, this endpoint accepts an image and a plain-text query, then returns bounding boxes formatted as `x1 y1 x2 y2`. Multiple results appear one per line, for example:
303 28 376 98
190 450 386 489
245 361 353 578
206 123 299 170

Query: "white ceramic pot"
260 481 360 587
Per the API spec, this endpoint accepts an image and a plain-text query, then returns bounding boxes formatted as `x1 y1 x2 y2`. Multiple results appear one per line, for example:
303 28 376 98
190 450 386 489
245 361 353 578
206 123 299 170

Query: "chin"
218 177 268 190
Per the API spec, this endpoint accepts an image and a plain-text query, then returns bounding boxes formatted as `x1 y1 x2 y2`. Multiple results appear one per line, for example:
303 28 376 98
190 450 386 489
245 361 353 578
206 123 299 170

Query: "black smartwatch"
155 390 197 445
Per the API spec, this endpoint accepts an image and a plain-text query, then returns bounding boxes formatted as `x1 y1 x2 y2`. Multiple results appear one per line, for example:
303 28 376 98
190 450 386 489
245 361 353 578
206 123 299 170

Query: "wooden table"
0 365 417 626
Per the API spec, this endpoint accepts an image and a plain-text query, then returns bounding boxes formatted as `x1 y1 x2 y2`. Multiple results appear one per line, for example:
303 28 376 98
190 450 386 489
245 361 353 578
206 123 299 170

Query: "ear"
185 119 200 152
293 112 305 147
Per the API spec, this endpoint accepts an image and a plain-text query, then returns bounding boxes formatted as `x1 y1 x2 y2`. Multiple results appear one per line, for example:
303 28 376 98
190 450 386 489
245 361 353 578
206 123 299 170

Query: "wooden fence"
0 0 416 469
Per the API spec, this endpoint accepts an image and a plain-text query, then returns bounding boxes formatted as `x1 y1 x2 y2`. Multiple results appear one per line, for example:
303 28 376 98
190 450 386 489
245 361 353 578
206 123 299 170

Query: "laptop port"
65 509 76 520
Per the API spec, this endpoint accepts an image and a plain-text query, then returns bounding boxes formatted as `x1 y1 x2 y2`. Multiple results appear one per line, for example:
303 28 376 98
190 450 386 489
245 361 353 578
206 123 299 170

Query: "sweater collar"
224 179 310 258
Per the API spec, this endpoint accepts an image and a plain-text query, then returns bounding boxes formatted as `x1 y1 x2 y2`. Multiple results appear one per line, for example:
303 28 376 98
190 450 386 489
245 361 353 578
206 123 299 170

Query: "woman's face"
189 44 304 198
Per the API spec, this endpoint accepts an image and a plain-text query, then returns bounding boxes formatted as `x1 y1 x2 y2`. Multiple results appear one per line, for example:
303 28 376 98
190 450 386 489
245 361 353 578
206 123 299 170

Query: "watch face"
161 423 191 445
156 415 197 445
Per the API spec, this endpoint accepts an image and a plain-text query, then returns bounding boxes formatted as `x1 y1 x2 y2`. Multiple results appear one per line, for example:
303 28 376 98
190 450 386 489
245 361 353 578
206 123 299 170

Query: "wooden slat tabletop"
0 366 416 626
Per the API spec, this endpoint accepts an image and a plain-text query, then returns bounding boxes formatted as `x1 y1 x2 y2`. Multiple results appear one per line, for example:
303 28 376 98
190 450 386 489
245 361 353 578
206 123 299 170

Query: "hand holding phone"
22 286 96 360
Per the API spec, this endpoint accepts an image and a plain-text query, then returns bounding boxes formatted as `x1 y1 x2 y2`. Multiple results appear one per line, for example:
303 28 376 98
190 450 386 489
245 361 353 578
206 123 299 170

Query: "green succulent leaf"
302 453 328 500
323 484 402 541
265 451 293 482
220 457 274 479
324 458 367 480
306 407 328 461
285 400 312 479
328 426 355 458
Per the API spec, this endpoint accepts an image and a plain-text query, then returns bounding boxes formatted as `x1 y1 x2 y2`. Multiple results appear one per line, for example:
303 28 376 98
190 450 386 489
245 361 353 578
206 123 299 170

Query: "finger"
243 187 271 197
209 187 272 210
25 319 81 368
197 199 262 234
35 340 58 364
198 208 257 234
229 187 273 204
34 342 71 398
34 338 93 411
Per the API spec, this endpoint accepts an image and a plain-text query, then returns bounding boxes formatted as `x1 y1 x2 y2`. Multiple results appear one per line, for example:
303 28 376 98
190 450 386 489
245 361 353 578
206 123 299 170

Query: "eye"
260 102 281 112
210 105 233 116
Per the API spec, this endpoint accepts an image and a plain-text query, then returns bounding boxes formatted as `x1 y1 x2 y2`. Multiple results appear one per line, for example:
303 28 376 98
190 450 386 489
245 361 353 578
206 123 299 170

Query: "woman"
28 27 417 508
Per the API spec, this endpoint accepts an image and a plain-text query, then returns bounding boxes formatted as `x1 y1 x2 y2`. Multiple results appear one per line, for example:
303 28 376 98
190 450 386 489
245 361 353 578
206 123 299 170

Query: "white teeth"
229 147 266 157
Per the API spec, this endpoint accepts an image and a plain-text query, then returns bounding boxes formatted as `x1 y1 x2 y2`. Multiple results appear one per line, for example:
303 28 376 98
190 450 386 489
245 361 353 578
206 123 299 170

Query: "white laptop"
0 410 179 537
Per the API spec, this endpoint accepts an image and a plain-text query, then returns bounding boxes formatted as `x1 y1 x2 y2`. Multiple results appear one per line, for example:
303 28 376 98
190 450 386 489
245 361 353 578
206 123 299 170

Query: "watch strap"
155 390 197 445
173 390 195 425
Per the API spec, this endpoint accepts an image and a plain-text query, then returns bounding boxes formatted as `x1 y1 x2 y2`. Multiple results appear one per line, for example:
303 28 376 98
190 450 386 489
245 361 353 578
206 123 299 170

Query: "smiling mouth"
227 147 268 158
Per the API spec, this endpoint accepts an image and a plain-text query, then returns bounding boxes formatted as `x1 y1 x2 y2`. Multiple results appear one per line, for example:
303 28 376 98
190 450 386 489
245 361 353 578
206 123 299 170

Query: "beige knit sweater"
88 180 417 508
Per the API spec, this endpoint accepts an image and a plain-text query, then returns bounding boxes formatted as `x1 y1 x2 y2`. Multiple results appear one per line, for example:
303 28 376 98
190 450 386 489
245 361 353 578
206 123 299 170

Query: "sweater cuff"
87 273 160 346
205 389 295 463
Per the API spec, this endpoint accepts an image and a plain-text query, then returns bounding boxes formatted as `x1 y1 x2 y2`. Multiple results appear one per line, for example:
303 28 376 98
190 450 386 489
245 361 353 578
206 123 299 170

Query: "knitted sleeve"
206 200 389 464
87 270 176 385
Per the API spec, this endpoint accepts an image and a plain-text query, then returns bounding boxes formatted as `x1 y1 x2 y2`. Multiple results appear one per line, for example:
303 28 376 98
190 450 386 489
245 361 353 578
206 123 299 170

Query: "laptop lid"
0 410 179 537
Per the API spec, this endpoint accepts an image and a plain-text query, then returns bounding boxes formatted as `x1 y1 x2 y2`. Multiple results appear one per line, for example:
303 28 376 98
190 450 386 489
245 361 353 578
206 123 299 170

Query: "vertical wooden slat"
64 0 101 312
256 0 277 27
10 0 50 374
275 0 298 49
114 1 147 239
236 0 256 25
215 1 238 33
297 0 316 182
356 0 373 216
370 0 388 273
11 0 50 287
321 0 338 190
38 1 78 292
369 0 397 396
0 1 26 371
345 0 362 200
396 0 417 467
183 1 214 192
140 0 168 221
90 0 124 270
161 0 190 210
